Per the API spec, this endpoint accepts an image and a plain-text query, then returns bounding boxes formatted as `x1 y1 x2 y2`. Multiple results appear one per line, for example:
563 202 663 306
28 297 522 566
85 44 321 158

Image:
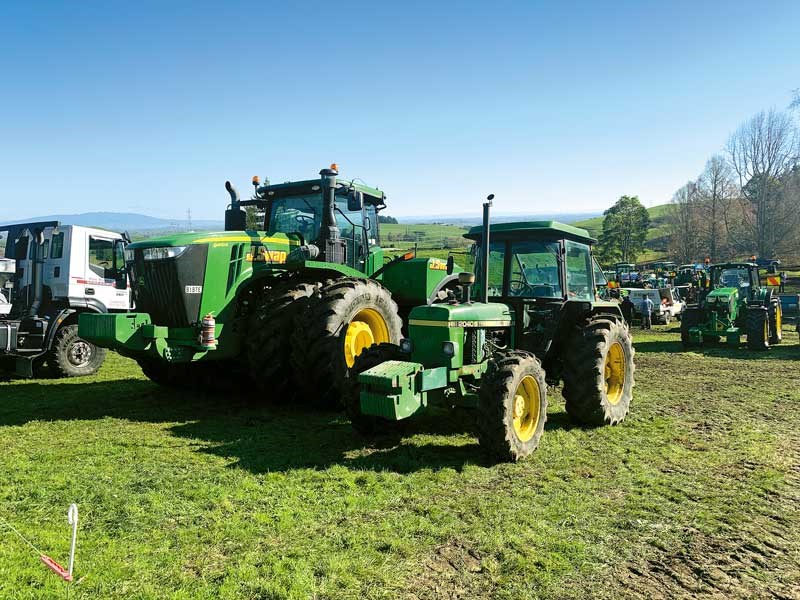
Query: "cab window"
565 241 593 300
51 232 64 259
508 241 562 298
89 237 115 279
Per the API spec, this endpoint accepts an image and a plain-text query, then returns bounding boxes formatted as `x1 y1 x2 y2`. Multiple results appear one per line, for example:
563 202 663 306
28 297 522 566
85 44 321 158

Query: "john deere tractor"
343 199 636 462
79 165 459 404
680 262 782 350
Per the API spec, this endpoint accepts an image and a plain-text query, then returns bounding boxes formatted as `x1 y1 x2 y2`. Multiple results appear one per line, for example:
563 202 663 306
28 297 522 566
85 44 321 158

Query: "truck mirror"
446 255 454 275
347 190 363 212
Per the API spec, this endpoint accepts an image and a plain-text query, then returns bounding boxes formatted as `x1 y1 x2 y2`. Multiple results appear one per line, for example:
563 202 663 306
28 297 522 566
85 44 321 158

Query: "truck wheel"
246 280 321 402
48 324 106 377
343 343 405 435
291 278 402 408
562 318 634 426
768 299 782 345
680 308 701 348
746 307 770 351
477 351 548 462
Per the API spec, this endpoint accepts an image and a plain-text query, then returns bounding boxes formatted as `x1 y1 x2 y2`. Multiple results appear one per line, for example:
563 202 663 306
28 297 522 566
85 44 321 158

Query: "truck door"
43 228 70 300
85 234 128 311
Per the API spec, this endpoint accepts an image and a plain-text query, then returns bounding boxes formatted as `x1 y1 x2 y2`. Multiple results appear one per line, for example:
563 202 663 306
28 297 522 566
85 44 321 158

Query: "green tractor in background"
344 199 636 462
80 165 460 404
680 262 782 350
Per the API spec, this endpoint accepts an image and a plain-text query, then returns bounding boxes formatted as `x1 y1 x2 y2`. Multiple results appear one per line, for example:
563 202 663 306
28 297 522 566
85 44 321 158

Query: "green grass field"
1 326 799 599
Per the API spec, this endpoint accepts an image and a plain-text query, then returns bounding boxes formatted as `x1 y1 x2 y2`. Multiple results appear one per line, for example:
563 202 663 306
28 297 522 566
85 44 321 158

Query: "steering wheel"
295 215 314 225
509 278 532 296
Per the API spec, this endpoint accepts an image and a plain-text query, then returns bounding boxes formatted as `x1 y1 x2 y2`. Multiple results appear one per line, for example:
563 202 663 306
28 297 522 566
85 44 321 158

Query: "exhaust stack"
480 195 494 303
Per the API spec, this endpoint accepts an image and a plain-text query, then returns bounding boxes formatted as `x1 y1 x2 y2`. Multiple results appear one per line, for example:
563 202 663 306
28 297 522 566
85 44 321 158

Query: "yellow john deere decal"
246 248 288 263
193 235 300 245
429 259 448 271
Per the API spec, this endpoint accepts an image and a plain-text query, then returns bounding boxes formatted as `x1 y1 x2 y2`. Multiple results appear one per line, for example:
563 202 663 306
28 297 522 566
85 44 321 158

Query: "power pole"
187 208 193 231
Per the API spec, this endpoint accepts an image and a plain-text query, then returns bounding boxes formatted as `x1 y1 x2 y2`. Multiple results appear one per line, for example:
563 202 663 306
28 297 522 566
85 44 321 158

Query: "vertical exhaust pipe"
480 195 494 303
27 229 45 317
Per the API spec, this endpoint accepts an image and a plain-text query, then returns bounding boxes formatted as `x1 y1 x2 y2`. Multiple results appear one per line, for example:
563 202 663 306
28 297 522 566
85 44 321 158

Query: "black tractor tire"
768 298 782 345
477 351 548 462
746 307 770 351
562 318 635 426
343 343 406 435
291 278 402 408
246 280 321 402
680 307 702 348
48 324 106 377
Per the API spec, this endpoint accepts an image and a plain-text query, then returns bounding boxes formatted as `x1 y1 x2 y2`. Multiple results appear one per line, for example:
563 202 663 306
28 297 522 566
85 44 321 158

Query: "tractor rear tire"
136 357 196 388
746 307 770 351
477 351 548 462
562 318 634 426
291 278 402 408
680 307 702 348
768 299 782 345
48 324 107 378
246 280 321 402
343 343 406 435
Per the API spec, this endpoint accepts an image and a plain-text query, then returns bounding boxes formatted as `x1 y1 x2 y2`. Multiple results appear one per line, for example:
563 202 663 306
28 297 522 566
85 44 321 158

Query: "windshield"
477 240 563 298
267 194 323 242
715 268 750 290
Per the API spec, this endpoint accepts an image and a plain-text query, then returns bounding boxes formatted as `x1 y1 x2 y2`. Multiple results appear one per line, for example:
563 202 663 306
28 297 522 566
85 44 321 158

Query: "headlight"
442 341 456 357
142 246 189 261
400 338 413 353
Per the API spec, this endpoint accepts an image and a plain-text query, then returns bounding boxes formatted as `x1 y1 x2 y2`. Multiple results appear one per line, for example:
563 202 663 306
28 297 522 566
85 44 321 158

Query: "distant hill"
0 212 222 233
399 211 602 226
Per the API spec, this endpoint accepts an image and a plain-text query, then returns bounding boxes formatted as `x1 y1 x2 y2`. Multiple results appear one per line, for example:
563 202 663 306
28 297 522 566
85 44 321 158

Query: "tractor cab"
708 263 760 301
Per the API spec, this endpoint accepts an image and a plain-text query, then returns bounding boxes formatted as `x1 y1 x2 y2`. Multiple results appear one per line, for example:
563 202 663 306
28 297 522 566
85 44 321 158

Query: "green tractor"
344 199 636 462
79 165 460 404
680 262 782 350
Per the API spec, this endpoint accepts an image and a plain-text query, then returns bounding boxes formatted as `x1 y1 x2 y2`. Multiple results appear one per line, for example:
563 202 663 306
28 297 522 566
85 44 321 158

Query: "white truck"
625 287 685 325
0 258 13 315
0 221 130 377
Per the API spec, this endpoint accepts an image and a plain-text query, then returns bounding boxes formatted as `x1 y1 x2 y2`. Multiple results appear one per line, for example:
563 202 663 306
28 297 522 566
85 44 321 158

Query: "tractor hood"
128 230 302 250
408 301 513 327
706 287 738 303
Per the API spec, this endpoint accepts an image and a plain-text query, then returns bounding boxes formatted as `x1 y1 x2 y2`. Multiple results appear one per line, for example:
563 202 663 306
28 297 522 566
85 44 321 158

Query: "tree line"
667 102 800 263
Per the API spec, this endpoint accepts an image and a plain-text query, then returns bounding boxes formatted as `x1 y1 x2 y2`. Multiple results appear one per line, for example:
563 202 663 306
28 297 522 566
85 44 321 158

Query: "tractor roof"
464 221 595 244
258 178 385 202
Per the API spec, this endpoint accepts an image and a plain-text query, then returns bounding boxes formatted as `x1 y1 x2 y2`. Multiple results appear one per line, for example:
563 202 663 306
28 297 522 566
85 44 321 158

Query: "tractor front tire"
246 280 321 402
768 299 782 345
562 318 634 426
680 307 702 348
48 324 106 377
291 278 402 408
477 351 548 462
343 343 406 435
746 307 770 351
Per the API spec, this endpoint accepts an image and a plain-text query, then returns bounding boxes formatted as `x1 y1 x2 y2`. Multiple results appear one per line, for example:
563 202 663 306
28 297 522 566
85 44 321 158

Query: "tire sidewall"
51 324 105 377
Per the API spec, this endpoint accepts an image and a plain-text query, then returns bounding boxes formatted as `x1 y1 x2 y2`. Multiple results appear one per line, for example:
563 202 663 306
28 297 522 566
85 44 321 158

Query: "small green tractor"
680 262 782 350
344 200 636 462
79 165 460 404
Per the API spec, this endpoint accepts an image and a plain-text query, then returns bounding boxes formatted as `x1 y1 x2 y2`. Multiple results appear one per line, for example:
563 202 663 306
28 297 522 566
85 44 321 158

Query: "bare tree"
667 181 703 263
695 155 736 260
727 109 800 257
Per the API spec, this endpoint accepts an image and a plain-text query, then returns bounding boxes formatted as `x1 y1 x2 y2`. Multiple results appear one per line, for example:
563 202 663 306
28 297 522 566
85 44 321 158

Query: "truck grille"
132 245 208 327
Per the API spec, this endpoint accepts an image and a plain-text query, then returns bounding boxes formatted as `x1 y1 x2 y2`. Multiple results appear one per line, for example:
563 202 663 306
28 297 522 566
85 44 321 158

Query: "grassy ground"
1 326 799 599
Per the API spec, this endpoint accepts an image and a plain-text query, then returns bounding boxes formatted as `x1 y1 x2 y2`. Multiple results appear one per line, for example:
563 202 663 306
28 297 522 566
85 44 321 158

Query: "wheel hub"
68 340 92 367
604 341 626 405
343 308 390 368
512 375 540 443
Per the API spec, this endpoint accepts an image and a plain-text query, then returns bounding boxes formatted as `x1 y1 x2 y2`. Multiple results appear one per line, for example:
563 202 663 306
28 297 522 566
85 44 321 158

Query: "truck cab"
0 222 130 377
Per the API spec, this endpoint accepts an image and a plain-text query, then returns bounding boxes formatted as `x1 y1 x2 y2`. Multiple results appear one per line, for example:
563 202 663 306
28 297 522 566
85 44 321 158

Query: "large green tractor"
680 262 782 350
79 165 459 404
344 200 636 462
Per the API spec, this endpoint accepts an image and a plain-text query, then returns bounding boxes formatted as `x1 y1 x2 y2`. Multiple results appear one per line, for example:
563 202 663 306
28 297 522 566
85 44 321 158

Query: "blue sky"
1 1 798 221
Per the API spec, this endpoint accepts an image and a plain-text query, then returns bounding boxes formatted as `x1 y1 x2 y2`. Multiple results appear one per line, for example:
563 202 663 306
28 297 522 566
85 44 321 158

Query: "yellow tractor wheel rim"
512 375 540 442
764 319 768 340
344 308 390 368
604 341 626 405
776 306 782 332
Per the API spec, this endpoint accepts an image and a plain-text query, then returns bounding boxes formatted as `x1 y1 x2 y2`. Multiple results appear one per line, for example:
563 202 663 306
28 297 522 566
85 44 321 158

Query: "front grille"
133 244 208 327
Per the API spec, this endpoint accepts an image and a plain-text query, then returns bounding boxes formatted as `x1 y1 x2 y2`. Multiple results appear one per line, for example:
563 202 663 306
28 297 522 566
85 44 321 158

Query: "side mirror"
347 190 364 212
446 255 454 275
